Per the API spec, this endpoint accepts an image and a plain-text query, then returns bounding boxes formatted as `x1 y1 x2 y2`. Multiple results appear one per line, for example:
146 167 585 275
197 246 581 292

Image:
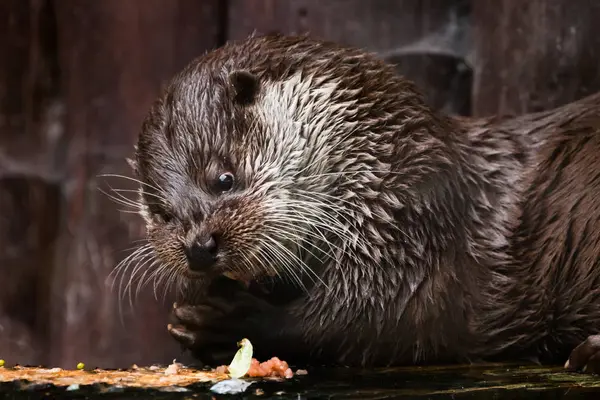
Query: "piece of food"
247 357 293 379
217 357 295 379
210 378 254 395
76 362 84 370
164 359 182 375
222 271 252 288
228 338 253 378
0 359 4 367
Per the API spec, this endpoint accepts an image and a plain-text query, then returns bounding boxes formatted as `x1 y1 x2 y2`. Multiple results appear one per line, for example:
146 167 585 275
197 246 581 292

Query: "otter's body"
130 34 600 369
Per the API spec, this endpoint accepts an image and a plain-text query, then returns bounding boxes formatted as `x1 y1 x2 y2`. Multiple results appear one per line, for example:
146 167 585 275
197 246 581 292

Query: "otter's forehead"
137 33 407 203
160 51 320 163
166 68 238 146
138 66 306 205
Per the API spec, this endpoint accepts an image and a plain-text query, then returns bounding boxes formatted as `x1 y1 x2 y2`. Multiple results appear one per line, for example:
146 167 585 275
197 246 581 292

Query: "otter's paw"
167 300 236 363
565 335 600 374
167 294 276 365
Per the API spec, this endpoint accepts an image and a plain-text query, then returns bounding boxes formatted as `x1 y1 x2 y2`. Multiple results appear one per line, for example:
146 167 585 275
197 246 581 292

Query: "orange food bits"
217 357 295 379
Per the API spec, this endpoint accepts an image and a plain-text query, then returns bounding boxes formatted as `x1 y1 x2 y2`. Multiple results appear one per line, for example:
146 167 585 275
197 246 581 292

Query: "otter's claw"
167 323 197 348
565 335 600 374
173 303 225 328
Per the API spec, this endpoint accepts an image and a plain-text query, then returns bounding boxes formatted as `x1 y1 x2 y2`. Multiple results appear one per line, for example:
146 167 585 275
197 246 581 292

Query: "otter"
127 33 600 373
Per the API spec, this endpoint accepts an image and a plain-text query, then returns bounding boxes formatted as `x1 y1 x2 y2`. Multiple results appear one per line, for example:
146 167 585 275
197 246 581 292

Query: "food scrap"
217 357 294 379
209 378 254 395
223 271 252 288
228 338 254 378
213 338 297 379
0 365 225 389
164 359 183 375
0 339 303 393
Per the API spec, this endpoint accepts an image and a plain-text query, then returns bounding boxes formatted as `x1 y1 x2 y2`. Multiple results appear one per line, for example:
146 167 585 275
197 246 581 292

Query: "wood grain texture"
473 0 600 116
227 0 473 115
50 0 221 368
0 0 61 366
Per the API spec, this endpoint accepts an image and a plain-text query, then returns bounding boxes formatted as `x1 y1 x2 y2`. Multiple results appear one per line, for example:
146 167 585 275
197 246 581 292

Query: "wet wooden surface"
2 363 600 399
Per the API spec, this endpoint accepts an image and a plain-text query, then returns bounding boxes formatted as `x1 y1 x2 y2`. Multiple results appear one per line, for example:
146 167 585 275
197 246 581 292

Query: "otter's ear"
229 70 259 105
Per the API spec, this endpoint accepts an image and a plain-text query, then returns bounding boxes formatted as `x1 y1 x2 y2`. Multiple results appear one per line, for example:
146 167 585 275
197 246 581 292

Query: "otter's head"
130 45 341 289
129 34 449 295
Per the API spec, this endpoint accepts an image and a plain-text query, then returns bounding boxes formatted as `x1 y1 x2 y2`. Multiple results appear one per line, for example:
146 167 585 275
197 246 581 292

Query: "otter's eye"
217 172 235 192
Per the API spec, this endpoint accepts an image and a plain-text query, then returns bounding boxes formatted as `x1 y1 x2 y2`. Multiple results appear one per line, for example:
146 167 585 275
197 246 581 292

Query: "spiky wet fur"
130 34 600 367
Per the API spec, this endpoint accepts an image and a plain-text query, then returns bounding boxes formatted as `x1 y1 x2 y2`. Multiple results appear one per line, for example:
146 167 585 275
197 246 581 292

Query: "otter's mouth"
181 266 257 289
222 270 253 288
179 238 301 289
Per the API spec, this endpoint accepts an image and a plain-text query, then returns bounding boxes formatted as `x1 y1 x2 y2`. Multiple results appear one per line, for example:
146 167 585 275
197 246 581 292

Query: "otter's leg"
565 335 600 374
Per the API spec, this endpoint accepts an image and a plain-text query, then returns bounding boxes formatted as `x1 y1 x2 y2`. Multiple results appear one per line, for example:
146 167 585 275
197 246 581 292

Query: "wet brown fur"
131 34 600 367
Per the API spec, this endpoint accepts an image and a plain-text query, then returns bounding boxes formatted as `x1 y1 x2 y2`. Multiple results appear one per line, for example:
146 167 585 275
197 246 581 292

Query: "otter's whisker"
229 236 277 279
151 263 169 302
262 227 328 289
283 199 354 229
262 231 330 291
137 258 164 300
98 173 165 195
124 248 157 308
258 233 308 291
265 210 359 264
109 244 155 322
264 223 332 263
126 256 155 307
98 186 144 211
236 241 269 278
290 192 358 222
282 204 357 244
109 244 152 294
154 253 187 303
110 249 140 324
290 190 412 257
266 210 358 255
159 256 184 302
293 188 365 213
263 196 353 235
111 188 167 202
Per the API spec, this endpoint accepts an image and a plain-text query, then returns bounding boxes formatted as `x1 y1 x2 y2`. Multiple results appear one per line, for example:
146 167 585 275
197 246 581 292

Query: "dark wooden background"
1 0 599 369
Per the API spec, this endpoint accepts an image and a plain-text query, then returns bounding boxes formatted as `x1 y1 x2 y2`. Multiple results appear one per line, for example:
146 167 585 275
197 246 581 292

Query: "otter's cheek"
147 227 187 273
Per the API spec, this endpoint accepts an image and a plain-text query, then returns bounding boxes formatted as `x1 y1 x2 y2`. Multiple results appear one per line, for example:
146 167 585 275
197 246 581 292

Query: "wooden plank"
51 0 221 368
0 0 60 171
0 0 61 366
227 0 473 115
472 0 600 116
0 176 61 366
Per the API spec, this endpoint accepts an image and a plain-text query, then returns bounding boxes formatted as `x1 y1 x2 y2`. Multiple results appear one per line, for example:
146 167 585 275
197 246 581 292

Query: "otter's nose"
184 235 218 271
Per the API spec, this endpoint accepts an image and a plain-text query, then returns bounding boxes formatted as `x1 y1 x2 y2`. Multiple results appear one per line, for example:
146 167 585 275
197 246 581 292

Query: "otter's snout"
183 235 218 271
